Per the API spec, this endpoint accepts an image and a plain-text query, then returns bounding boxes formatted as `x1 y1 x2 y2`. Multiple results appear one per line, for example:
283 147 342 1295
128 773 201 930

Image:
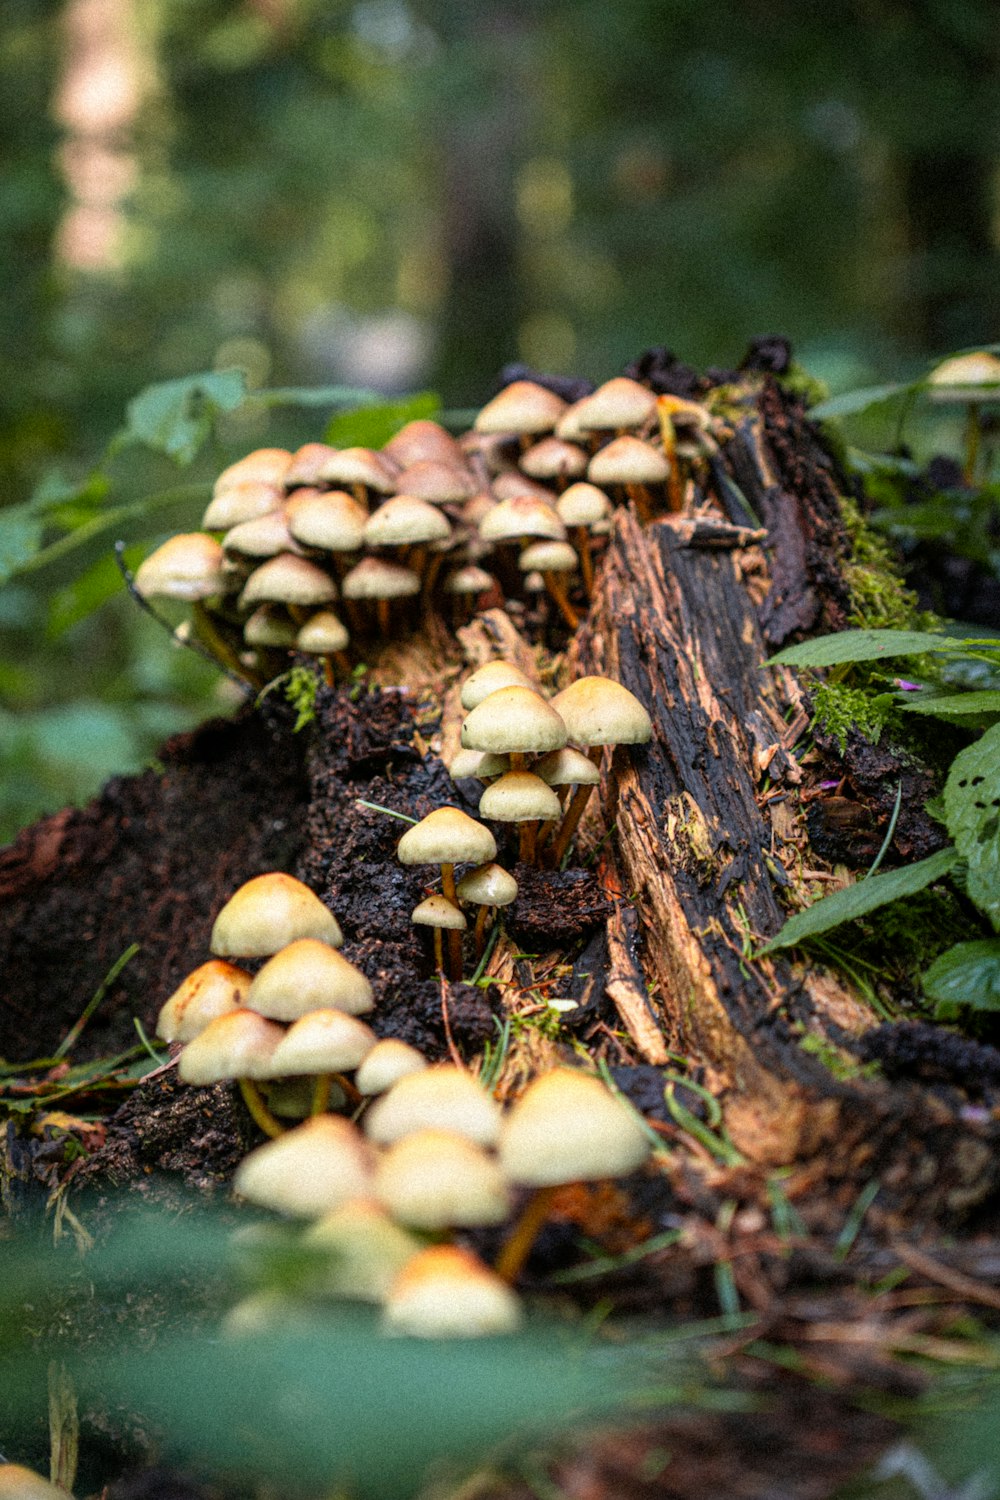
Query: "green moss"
283 665 318 732
811 680 896 753
796 1030 880 1081
840 496 935 632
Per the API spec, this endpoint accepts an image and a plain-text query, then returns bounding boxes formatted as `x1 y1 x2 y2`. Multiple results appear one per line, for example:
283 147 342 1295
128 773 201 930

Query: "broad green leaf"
13 483 210 590
923 939 1000 1013
899 690 1000 720
122 369 248 464
943 722 1000 930
759 847 959 954
768 628 952 669
0 503 44 585
809 381 919 422
325 389 441 448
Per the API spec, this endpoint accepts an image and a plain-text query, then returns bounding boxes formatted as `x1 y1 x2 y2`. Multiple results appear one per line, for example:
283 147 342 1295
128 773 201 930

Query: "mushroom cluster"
131 378 719 683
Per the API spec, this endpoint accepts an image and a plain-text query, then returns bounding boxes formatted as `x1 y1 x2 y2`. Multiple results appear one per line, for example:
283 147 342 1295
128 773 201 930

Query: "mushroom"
234 1114 376 1218
237 553 338 616
133 533 243 677
382 1244 522 1337
533 746 601 855
202 479 285 531
519 436 589 487
314 446 398 505
927 350 1000 483
223 509 304 560
211 873 343 957
267 1008 377 1115
397 807 497 980
556 482 612 599
340 556 421 637
547 675 652 866
214 448 292 492
246 938 373 1018
178 1008 286 1138
285 488 368 560
374 1127 511 1229
479 770 561 865
455 861 518 957
495 1068 651 1281
284 442 340 489
304 1197 423 1301
459 660 535 711
393 460 477 506
383 418 468 471
517 538 580 629
587 435 670 522
155 959 251 1043
355 1037 429 1096
0 1465 70 1499
411 892 467 978
363 1064 502 1149
296 610 351 686
243 605 299 650
570 377 658 437
460 685 567 776
448 748 511 783
474 380 567 446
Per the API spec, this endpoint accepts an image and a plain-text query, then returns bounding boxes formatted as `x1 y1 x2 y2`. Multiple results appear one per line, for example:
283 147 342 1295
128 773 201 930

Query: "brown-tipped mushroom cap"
156 959 252 1043
474 380 567 435
572 377 657 432
479 771 561 823
455 862 518 907
203 480 285 530
588 436 670 487
375 1128 511 1229
285 442 340 487
315 446 398 494
223 510 302 559
460 685 567 755
459 660 535 710
533 747 601 787
411 894 467 931
355 1037 429 1095
234 1115 375 1217
927 350 1000 402
296 611 350 655
397 806 497 867
364 1064 502 1147
393 460 476 505
499 1068 650 1185
286 489 368 552
243 605 299 648
211 873 343 957
134 534 226 601
550 675 652 746
518 539 578 574
382 1245 521 1337
383 418 467 469
519 437 589 481
178 1008 284 1084
363 495 451 547
341 557 421 600
557 482 612 528
479 495 566 543
305 1197 423 1301
247 938 372 1019
238 554 337 610
215 448 292 492
267 1009 377 1076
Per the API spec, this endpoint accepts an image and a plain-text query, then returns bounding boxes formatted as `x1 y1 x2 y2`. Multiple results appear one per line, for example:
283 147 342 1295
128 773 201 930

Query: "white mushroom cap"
285 442 340 487
315 447 398 493
214 448 292 492
364 1065 502 1147
459 660 535 710
223 510 302 559
479 495 567 543
341 557 421 600
448 748 511 782
267 1009 377 1076
518 540 578 574
234 1115 376 1218
296 611 350 655
588 436 670 487
355 1037 429 1095
490 470 560 505
412 894 467 931
519 437 589 481
363 495 452 547
383 418 467 469
156 959 252 1043
479 771 561 823
134 534 226 601
927 350 1000 402
571 377 658 432
550 675 653 746
382 1245 522 1337
178 1009 284 1084
211 873 343 957
533 747 601 787
247 938 372 1019
557 482 612 529
203 480 285 531
238 554 337 610
393 460 477 505
460 685 567 755
286 489 368 552
474 380 567 435
499 1068 650 1185
444 564 496 595
455 862 518 907
305 1197 423 1301
375 1129 511 1229
0 1465 70 1500
243 606 299 648
397 807 497 867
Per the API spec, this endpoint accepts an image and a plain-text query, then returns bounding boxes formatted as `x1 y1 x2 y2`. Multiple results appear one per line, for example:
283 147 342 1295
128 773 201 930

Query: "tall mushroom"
397 807 497 979
547 676 652 867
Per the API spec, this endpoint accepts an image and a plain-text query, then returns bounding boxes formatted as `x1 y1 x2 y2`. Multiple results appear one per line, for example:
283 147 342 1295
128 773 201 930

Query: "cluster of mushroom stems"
155 870 651 1338
131 375 719 683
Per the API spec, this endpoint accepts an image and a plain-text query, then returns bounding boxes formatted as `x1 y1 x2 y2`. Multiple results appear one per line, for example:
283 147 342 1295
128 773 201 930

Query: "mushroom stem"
311 1071 361 1114
322 656 336 688
544 571 579 630
473 903 491 959
191 602 253 681
548 768 601 869
334 649 353 680
625 483 654 526
659 412 684 512
238 1078 286 1139
432 926 444 975
421 552 446 616
575 526 595 600
494 1184 559 1282
518 820 537 865
377 597 391 637
440 863 464 981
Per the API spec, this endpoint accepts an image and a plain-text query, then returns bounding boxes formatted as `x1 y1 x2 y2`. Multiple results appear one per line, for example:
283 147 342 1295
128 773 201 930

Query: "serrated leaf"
0 504 44 585
899 691 1000 720
123 369 248 464
810 381 919 422
759 846 959 953
325 390 441 448
923 939 1000 1013
768 628 952 669
943 722 1000 930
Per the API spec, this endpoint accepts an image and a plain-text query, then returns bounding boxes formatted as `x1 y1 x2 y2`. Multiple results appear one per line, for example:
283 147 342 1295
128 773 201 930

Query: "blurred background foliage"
2 0 1000 840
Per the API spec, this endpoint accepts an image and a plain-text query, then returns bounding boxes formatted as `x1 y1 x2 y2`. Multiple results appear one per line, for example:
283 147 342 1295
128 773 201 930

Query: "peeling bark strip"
580 506 1000 1216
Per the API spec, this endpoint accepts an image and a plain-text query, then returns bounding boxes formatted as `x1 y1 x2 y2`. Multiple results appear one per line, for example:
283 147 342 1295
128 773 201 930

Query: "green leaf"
759 847 959 954
943 722 1000 930
0 503 44 585
923 939 1000 1014
768 628 952 669
809 381 919 422
899 690 1000 720
122 369 248 464
256 383 384 409
325 389 441 448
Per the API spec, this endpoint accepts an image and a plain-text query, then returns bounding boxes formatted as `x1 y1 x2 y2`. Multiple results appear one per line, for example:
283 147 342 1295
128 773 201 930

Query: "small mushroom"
547 675 652 866
296 610 351 686
411 893 467 978
155 959 251 1043
375 1127 511 1229
456 861 518 957
382 1244 522 1338
267 1008 377 1116
397 807 497 980
479 770 561 864
246 938 372 1019
517 538 580 629
305 1197 423 1301
459 660 535 711
178 1008 286 1138
363 1064 502 1148
355 1037 429 1096
211 873 343 957
234 1114 376 1218
587 435 670 522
